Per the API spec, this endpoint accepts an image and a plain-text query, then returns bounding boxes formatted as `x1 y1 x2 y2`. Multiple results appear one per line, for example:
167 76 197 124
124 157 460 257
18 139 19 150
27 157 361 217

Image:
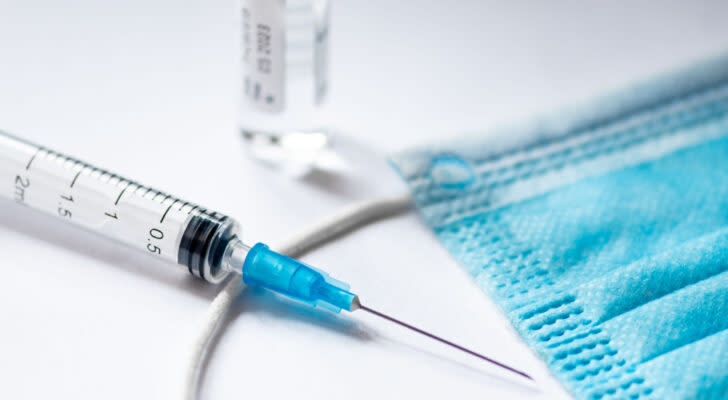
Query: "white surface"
1 1 727 399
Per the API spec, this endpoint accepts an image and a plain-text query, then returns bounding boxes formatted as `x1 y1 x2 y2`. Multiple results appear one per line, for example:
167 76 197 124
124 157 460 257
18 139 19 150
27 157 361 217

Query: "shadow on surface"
239 129 402 200
371 327 541 395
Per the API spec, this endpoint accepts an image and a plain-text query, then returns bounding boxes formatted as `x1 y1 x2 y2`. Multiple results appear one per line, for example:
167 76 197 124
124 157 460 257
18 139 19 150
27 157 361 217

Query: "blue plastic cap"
241 243 358 313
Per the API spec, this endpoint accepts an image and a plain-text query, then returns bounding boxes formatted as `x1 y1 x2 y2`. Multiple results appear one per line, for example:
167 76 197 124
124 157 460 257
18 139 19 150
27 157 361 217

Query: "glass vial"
239 0 331 173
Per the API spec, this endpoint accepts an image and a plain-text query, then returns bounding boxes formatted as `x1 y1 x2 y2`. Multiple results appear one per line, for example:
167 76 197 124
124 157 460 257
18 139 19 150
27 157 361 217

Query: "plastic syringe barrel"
0 130 237 284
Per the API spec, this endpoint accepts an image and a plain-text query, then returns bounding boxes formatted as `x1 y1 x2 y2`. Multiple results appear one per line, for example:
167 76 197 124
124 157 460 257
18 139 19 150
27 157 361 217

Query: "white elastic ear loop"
178 194 413 400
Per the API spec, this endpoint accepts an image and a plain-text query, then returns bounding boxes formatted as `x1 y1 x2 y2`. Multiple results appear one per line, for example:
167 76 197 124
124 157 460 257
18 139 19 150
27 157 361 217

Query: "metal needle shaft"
358 304 533 381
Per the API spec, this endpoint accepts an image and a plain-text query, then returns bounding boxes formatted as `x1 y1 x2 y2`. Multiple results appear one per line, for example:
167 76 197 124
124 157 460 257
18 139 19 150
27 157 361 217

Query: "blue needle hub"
241 243 359 312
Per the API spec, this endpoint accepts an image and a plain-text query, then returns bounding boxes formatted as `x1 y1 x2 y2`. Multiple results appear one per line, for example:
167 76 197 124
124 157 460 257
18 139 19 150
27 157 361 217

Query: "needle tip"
358 303 532 382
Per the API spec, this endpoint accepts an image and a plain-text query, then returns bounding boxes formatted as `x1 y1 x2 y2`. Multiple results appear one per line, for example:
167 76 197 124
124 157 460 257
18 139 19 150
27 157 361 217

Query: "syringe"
0 130 531 380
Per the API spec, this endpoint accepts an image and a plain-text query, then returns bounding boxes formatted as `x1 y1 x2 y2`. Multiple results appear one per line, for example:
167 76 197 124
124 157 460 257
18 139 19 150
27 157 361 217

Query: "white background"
1 1 728 399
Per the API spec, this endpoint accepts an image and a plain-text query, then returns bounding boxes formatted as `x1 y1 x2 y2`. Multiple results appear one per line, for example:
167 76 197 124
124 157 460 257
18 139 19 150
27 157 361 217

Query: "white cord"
179 193 413 400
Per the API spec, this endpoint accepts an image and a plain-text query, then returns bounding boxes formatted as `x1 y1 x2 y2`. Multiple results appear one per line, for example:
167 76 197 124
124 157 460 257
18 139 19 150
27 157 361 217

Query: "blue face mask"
390 54 728 400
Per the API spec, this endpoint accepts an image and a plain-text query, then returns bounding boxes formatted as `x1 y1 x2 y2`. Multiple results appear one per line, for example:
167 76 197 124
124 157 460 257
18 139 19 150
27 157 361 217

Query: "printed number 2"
14 175 30 203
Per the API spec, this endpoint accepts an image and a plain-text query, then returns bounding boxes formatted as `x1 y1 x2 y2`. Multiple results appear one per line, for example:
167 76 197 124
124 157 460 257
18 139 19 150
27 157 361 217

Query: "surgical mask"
390 53 728 400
